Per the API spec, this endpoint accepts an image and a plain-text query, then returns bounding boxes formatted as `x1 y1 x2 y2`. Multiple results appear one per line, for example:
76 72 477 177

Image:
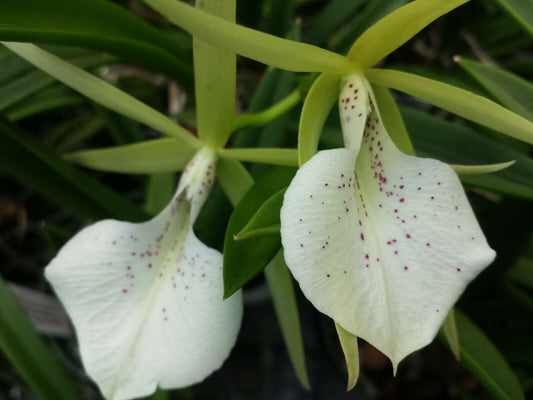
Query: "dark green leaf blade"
223 167 296 298
0 116 148 221
0 276 82 400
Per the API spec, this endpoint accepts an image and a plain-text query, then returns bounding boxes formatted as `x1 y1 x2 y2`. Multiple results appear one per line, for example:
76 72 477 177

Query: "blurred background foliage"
0 0 531 399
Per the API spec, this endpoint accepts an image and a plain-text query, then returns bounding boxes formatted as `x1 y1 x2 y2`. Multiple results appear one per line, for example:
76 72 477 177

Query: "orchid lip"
45 147 243 400
280 74 495 370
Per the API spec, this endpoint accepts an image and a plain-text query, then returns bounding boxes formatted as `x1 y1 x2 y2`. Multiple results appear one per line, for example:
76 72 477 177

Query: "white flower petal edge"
45 147 243 400
280 74 495 370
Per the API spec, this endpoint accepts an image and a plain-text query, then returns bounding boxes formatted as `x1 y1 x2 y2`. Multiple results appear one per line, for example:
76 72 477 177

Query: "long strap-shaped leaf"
366 68 533 145
143 0 350 73
2 42 200 149
348 0 469 67
0 277 83 400
0 0 192 82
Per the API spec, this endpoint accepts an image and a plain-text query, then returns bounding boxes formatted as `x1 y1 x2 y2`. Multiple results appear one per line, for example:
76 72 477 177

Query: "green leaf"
348 0 469 67
223 167 296 298
307 0 367 45
236 188 285 240
506 257 533 290
231 67 286 148
2 42 200 149
441 310 525 400
0 0 192 83
457 57 533 122
264 251 311 390
4 85 83 121
0 51 114 112
493 0 533 38
461 174 533 200
218 148 298 167
400 107 533 196
64 138 196 174
441 309 460 361
335 323 359 391
55 116 105 153
299 73 340 165
0 276 82 400
143 0 351 73
145 173 175 215
366 68 533 145
0 116 148 221
194 0 236 147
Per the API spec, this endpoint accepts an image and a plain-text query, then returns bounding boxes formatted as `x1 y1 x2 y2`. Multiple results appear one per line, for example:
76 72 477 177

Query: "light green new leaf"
348 0 469 67
143 0 350 73
218 148 298 167
445 310 525 400
457 57 533 122
335 323 359 391
264 251 311 390
236 189 285 240
64 139 196 174
2 42 200 149
0 277 82 400
194 0 236 147
494 0 533 38
366 68 533 145
299 73 340 165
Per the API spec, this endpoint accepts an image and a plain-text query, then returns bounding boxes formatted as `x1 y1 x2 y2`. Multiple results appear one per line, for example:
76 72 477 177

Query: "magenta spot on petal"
406 234 411 239
399 198 405 203
148 263 152 268
426 243 431 247
326 274 331 278
122 289 127 293
300 244 304 248
365 254 369 259
360 233 365 241
404 266 408 271
457 268 462 272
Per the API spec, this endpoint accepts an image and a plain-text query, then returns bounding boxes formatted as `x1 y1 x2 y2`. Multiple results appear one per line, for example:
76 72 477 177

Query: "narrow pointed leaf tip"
45 147 242 400
281 74 495 369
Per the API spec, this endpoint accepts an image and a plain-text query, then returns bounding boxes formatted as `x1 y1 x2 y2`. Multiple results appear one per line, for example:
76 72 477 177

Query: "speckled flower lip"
280 73 496 372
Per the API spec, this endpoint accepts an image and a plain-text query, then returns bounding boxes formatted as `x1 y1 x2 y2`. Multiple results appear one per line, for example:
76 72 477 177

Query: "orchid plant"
0 0 532 399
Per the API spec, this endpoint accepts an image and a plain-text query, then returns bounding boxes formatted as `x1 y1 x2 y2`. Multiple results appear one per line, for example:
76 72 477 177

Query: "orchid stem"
231 90 301 132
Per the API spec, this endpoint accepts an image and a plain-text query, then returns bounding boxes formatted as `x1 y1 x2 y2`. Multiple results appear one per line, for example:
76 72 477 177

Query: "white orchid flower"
45 147 242 400
280 73 496 371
